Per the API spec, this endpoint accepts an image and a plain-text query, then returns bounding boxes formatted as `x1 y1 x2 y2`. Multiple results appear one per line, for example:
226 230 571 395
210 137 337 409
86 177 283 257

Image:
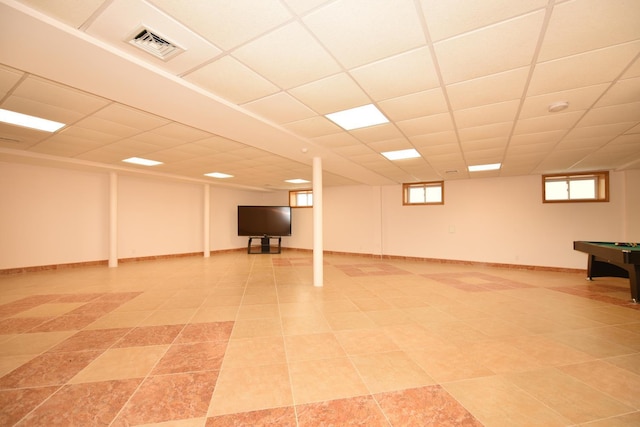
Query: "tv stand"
247 236 281 254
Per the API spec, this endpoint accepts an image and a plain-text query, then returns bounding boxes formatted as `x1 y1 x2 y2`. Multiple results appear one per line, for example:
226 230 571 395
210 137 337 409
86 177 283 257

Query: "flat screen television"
237 205 292 237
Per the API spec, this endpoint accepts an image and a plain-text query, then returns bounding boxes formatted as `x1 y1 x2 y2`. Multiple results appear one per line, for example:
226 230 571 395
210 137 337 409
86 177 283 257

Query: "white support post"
313 156 323 287
203 184 210 258
108 172 118 268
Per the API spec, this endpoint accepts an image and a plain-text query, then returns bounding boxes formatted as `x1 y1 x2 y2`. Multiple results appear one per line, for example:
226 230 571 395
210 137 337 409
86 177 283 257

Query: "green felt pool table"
573 241 640 303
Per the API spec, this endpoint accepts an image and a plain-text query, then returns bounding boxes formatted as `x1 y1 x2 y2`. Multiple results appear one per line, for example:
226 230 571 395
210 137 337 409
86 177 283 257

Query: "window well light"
468 163 501 172
285 179 310 184
205 172 233 179
122 157 163 166
0 108 65 132
381 148 421 161
325 104 389 130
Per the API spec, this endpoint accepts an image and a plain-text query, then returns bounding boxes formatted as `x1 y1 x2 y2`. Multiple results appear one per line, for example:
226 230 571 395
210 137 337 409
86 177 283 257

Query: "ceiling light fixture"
381 148 421 161
468 163 501 172
0 108 65 132
122 157 163 166
285 179 310 184
325 104 389 130
205 172 233 179
548 101 569 113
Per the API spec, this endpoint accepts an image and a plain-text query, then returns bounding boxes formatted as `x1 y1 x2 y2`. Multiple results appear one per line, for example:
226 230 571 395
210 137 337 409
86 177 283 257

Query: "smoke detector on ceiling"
128 27 184 61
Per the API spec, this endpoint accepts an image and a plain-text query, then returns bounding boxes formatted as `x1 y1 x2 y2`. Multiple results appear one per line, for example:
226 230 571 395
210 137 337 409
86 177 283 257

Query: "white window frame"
542 171 609 203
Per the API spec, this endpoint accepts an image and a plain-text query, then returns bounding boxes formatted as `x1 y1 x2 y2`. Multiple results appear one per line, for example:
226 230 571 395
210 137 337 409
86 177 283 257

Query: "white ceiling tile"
568 122 635 138
447 67 529 110
233 22 341 89
0 123 49 148
506 141 555 155
578 102 640 127
623 57 640 78
350 47 439 101
185 56 280 105
150 0 292 50
557 135 611 149
435 11 545 84
242 92 317 124
416 142 461 156
379 89 448 122
461 138 507 155
3 96 89 125
350 123 404 143
520 84 609 119
92 104 169 131
459 122 513 142
509 130 566 146
513 111 583 135
146 122 208 142
454 100 519 129
283 116 342 138
421 0 547 42
596 77 640 107
30 133 106 157
288 73 369 114
74 116 141 138
367 138 413 153
539 0 640 62
396 113 454 137
528 41 640 96
0 65 23 98
312 132 362 148
332 144 375 156
11 75 107 115
281 0 333 15
304 0 425 68
18 0 104 28
410 131 459 148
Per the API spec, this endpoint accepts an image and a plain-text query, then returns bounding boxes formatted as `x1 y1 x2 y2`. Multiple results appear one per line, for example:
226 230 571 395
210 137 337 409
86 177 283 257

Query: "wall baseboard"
0 247 584 275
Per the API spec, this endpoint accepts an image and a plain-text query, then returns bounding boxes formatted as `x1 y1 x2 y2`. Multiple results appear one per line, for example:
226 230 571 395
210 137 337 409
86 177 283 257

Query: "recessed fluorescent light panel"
381 148 421 161
285 179 310 184
0 108 65 132
325 104 389 130
468 163 501 172
122 157 163 166
205 172 233 179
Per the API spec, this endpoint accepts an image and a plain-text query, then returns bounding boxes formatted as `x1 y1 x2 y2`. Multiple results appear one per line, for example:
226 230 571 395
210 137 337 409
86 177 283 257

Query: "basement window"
543 171 609 203
403 181 444 205
289 190 313 208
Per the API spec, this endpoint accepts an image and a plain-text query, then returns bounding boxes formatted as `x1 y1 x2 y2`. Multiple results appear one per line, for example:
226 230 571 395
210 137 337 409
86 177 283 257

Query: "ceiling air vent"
128 27 183 61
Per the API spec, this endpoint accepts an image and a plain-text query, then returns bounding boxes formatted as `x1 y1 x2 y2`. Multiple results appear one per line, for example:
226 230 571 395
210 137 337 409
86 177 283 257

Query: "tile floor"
1 252 639 426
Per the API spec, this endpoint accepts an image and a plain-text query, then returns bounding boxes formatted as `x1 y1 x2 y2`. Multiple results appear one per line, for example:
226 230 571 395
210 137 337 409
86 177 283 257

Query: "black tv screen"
237 206 292 236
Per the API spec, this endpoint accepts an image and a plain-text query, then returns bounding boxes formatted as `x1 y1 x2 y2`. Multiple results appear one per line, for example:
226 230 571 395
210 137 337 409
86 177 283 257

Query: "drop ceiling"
0 0 639 191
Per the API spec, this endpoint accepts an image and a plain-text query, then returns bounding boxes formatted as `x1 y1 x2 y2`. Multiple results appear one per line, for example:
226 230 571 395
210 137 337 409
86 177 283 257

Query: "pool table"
573 241 640 303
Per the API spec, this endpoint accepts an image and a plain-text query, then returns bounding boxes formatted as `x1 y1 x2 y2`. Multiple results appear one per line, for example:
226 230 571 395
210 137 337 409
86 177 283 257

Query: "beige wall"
1 161 638 270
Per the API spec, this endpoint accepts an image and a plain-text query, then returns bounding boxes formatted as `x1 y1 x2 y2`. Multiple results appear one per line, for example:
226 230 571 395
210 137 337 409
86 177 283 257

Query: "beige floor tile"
70 345 167 383
281 313 332 335
324 311 376 331
605 353 640 376
223 336 287 368
444 375 571 427
208 363 293 416
138 309 196 326
284 332 346 362
0 331 75 357
335 328 400 355
230 317 282 339
13 303 85 317
289 357 368 404
350 350 435 393
547 330 637 358
190 305 238 322
505 368 635 424
363 308 413 326
558 360 640 409
85 311 150 329
407 345 495 382
236 303 280 320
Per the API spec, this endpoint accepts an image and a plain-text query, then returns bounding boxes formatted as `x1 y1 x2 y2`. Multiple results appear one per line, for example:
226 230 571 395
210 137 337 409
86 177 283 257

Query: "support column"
203 184 210 258
108 172 118 268
313 156 323 287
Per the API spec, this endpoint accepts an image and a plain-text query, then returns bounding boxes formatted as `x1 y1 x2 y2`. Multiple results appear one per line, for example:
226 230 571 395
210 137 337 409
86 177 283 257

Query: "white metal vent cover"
128 27 184 61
